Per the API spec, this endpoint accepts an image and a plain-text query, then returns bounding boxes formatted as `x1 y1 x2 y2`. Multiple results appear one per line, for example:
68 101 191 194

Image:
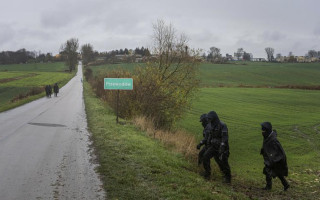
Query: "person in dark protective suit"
260 122 290 191
45 85 49 97
53 83 59 97
197 114 209 166
48 85 52 97
200 111 231 183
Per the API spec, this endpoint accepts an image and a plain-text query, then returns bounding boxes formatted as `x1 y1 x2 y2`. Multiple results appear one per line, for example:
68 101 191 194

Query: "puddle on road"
28 122 67 128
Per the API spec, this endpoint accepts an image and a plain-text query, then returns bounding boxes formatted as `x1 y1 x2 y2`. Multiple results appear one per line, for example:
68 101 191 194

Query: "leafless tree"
308 50 317 58
288 52 294 57
208 46 222 63
235 48 244 60
81 43 95 66
265 47 274 62
134 19 201 128
60 38 79 72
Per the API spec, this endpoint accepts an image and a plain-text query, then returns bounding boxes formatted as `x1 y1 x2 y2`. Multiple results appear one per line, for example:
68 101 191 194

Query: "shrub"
89 20 201 129
84 67 93 81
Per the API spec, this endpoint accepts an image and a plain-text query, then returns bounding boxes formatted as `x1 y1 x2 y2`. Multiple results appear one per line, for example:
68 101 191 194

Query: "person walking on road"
53 83 59 97
45 85 49 97
48 85 52 97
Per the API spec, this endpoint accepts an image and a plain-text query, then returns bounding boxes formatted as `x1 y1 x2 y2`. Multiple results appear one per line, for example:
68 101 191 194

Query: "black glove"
219 143 226 154
196 144 201 150
219 153 224 161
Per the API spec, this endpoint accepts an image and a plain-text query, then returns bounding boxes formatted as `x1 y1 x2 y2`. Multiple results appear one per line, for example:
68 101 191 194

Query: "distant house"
115 55 127 61
225 54 234 61
252 58 266 62
276 56 285 62
96 56 106 61
296 56 306 63
54 54 61 59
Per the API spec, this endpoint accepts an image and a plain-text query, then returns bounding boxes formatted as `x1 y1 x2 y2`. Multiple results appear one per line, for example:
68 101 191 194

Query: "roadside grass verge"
133 116 198 161
83 81 248 200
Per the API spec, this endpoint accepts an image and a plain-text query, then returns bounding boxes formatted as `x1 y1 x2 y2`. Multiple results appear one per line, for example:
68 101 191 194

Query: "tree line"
0 49 62 65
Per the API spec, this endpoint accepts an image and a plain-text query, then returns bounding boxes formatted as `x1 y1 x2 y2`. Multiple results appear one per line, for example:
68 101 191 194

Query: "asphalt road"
0 63 105 199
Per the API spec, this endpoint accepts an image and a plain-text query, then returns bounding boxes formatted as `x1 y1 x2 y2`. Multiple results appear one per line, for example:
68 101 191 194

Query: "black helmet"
261 122 272 132
207 111 219 123
199 114 207 122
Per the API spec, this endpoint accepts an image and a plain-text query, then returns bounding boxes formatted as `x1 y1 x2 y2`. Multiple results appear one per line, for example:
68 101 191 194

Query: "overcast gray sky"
1 0 320 58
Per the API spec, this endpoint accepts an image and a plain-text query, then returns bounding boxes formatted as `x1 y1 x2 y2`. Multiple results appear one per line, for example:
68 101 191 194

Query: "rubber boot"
279 176 290 191
224 174 231 184
263 176 272 190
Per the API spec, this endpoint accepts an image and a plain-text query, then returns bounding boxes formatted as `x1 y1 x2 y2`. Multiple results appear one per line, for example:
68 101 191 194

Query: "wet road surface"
0 63 105 199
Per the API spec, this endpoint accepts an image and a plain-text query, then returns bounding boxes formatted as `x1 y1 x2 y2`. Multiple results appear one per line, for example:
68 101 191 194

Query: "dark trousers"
198 146 207 165
264 167 289 188
202 145 231 177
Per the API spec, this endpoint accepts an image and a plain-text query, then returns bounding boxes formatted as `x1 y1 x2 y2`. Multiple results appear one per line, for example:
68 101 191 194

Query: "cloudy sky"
1 0 320 58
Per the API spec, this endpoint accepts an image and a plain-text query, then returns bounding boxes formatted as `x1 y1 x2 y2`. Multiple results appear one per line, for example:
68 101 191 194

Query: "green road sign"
104 78 133 90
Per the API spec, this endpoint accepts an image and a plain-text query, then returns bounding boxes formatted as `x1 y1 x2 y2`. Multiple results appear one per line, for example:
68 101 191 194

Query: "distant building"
225 54 234 61
252 58 266 62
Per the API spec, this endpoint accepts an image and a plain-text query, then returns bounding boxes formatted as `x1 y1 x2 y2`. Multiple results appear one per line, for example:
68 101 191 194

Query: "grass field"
199 62 320 87
88 62 320 88
0 62 67 72
0 62 75 112
177 87 320 198
86 61 320 199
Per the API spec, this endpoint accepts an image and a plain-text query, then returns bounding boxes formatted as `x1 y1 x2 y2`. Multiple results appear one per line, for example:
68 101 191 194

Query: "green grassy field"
89 62 320 87
0 62 75 112
0 62 67 72
199 62 320 87
86 61 320 199
177 87 320 198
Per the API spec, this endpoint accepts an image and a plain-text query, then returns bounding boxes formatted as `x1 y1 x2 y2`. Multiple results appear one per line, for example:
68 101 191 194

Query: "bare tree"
81 43 95 66
288 52 294 57
308 50 317 58
208 46 222 63
243 52 252 61
60 38 79 72
235 48 244 60
265 47 274 62
134 19 201 128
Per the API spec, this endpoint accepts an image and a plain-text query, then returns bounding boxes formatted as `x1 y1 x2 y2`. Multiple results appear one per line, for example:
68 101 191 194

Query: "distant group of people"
45 83 59 97
197 111 290 191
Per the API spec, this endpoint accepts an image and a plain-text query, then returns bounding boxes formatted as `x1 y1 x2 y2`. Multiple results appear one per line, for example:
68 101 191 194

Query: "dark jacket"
204 121 229 155
262 131 288 177
54 84 59 93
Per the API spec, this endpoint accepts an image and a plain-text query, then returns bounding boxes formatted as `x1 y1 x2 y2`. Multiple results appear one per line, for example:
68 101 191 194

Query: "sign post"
104 78 133 123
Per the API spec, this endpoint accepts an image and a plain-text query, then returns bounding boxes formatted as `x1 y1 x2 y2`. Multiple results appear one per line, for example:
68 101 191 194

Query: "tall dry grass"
133 116 198 162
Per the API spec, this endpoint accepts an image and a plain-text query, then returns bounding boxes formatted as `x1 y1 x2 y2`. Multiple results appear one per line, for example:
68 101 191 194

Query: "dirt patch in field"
236 84 320 90
0 73 38 83
274 85 320 90
10 87 43 102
